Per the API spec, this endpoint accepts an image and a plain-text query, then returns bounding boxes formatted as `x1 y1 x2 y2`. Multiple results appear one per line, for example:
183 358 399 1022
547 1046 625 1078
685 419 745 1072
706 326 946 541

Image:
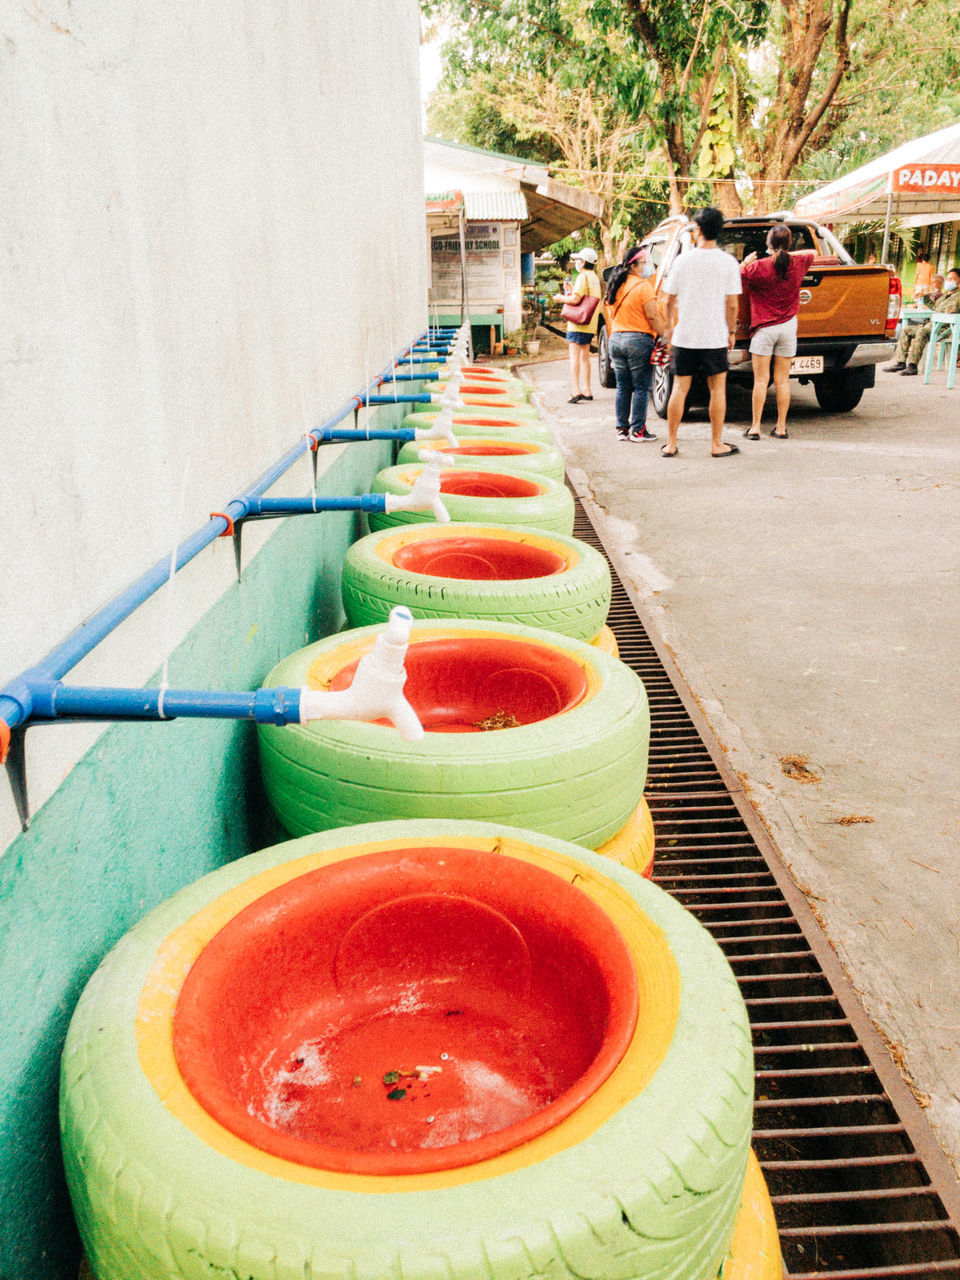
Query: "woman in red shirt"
740 227 815 439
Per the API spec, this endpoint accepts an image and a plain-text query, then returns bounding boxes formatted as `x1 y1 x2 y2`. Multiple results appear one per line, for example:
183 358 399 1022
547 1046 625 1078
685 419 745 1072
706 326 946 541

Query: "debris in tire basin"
473 707 520 730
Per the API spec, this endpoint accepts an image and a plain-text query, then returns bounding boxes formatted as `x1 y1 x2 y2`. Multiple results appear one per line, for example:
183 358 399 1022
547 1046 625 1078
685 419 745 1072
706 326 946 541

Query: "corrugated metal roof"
463 190 528 221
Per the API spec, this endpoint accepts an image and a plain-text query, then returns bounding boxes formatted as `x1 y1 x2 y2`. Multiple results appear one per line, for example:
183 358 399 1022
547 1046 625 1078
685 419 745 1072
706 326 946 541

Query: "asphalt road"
523 354 960 1175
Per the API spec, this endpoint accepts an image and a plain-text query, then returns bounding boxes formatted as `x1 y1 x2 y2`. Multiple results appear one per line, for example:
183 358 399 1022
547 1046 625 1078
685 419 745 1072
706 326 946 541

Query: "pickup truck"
596 213 901 415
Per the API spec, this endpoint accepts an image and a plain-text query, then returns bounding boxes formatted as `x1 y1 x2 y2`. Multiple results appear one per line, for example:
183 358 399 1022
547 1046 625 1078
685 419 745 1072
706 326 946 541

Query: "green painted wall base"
0 418 406 1280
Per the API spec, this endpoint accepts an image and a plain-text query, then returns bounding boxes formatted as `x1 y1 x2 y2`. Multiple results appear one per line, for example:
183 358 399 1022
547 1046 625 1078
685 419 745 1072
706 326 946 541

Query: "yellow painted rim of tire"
595 797 655 876
305 625 603 701
136 834 680 1193
590 623 619 658
371 524 580 572
723 1151 783 1280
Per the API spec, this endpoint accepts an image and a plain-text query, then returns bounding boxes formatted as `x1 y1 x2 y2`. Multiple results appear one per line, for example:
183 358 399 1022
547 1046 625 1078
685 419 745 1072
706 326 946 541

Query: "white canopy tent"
795 121 960 264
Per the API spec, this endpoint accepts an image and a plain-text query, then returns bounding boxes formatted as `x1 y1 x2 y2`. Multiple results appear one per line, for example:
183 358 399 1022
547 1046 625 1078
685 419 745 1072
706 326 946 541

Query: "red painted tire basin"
329 635 588 731
392 536 567 581
450 416 530 429
431 441 536 459
173 846 638 1174
435 469 542 499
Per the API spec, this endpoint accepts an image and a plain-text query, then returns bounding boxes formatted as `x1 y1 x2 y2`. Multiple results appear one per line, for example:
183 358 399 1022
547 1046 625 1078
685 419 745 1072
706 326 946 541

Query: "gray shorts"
749 315 798 357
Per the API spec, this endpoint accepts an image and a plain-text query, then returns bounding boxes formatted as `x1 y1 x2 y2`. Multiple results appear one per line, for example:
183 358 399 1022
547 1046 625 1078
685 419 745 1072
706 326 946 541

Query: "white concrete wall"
0 0 427 847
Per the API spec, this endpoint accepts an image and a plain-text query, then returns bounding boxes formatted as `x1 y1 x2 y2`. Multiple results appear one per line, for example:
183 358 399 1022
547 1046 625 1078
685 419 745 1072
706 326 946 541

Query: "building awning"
463 190 529 221
795 122 960 222
424 137 602 253
521 176 602 252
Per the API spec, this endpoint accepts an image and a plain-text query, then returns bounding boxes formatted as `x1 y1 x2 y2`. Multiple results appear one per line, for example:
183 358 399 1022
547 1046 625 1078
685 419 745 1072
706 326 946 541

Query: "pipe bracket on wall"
5 728 30 831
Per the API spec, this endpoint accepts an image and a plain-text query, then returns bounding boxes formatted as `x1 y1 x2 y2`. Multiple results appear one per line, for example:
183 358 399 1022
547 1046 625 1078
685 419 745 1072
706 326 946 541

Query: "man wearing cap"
661 207 741 458
560 247 602 403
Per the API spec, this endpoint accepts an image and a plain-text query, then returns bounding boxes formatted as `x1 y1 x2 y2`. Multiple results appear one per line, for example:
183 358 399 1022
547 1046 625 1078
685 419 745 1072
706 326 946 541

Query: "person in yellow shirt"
559 247 602 403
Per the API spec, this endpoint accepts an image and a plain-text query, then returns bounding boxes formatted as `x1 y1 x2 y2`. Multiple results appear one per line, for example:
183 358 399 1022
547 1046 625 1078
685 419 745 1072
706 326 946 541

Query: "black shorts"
672 345 729 378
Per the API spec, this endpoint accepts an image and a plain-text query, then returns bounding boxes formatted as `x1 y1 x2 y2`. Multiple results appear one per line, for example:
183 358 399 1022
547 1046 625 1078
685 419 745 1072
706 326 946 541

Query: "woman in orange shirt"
604 245 667 441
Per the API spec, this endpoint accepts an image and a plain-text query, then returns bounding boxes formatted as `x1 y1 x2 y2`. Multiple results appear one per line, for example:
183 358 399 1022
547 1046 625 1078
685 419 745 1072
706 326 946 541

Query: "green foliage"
423 0 960 226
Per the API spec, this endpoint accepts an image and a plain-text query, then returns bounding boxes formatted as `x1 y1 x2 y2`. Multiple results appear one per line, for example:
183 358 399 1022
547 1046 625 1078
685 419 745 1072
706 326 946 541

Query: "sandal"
743 428 760 440
660 444 679 457
770 428 788 438
712 443 740 458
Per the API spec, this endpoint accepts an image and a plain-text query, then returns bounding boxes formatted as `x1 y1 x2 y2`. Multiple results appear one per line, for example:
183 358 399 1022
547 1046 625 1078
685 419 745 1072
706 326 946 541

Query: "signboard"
429 223 504 302
425 190 464 213
891 164 960 194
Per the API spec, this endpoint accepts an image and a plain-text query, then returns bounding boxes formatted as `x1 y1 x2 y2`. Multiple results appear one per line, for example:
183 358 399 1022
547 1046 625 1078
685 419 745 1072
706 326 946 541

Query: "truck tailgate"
795 266 890 339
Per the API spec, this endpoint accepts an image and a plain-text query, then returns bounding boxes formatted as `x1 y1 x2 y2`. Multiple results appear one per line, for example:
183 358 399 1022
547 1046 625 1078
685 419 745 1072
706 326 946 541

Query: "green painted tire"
402 411 554 443
341 523 610 639
429 393 541 417
432 377 530 401
258 619 648 846
61 819 753 1280
396 436 566 482
368 464 575 535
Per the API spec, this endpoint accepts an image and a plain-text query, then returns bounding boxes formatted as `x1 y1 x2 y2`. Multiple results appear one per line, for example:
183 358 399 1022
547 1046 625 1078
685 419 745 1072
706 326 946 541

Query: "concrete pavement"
523 354 960 1173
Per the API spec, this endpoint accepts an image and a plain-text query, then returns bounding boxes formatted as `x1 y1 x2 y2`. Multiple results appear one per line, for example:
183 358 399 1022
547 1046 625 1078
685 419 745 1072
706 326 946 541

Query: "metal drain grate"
573 497 960 1278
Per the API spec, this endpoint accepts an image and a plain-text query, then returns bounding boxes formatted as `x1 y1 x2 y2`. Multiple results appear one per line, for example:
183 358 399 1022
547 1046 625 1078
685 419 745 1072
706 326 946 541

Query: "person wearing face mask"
885 267 960 375
604 245 666 441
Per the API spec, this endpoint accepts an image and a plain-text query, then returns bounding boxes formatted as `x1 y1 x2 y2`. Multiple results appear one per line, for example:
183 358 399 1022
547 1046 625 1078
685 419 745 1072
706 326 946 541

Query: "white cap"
572 247 598 264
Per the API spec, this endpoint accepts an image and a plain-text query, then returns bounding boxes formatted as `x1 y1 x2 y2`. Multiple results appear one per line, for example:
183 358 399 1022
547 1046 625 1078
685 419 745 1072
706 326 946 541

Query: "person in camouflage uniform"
885 267 960 375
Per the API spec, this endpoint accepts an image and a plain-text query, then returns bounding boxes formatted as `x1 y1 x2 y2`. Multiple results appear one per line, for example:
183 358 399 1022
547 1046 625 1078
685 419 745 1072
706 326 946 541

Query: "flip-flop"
743 429 761 440
769 429 788 438
712 444 740 458
660 445 679 457
568 395 583 404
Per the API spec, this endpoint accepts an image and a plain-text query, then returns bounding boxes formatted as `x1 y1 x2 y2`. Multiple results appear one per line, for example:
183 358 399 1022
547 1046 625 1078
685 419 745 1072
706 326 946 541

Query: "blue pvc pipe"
0 330 429 740
247 495 387 516
363 393 433 406
33 682 305 726
313 427 415 444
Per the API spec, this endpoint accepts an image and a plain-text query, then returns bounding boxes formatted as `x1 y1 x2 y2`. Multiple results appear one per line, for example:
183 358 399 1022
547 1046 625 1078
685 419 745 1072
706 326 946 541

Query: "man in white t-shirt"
661 207 742 458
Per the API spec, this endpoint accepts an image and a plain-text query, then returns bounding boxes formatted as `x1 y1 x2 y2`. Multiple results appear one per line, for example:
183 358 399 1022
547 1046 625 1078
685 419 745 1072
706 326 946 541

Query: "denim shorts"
565 331 593 346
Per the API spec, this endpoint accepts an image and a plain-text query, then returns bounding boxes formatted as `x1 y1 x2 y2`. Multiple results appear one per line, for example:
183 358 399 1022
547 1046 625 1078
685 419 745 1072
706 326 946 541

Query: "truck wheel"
813 376 864 413
597 320 617 389
61 820 753 1280
651 362 674 418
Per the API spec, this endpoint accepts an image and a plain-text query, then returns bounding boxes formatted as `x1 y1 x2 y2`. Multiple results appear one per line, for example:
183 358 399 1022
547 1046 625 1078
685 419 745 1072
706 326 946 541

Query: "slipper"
568 395 583 404
769 429 788 438
743 429 761 440
712 443 740 458
660 445 679 457
580 395 594 401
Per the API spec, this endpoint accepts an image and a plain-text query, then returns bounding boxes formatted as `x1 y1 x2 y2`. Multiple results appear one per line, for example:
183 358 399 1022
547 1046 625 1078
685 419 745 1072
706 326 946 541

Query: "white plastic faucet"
298 607 424 741
415 411 459 447
384 459 450 523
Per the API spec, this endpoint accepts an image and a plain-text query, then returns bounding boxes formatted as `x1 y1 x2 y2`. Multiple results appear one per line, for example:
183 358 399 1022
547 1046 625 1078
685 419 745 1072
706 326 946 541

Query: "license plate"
791 355 824 374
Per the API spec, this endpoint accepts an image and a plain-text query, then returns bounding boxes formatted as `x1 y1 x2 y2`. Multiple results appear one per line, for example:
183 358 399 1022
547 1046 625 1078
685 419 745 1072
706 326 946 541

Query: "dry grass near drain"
834 814 875 826
779 753 822 784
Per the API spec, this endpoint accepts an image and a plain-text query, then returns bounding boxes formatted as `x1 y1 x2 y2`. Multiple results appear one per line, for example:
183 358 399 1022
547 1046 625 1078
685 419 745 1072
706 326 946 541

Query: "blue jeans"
609 331 655 432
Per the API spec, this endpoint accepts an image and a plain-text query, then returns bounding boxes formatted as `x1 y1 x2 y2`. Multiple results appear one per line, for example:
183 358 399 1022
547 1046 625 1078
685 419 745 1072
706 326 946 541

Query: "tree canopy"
423 0 960 256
